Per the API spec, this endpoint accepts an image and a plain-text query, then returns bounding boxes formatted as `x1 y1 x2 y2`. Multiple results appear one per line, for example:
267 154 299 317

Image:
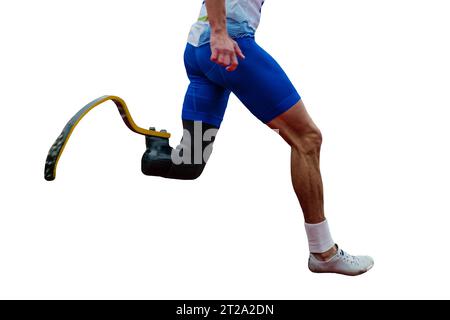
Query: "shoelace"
339 249 360 266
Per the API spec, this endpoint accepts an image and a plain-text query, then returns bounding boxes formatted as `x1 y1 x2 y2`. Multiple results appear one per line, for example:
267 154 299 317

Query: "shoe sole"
309 261 374 276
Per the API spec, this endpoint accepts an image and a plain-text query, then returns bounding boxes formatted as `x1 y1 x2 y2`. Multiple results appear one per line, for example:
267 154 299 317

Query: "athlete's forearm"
206 0 227 35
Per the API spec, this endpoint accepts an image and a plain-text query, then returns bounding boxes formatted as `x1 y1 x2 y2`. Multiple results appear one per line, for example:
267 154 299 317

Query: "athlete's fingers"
234 41 245 59
211 48 219 62
218 53 230 67
226 53 239 72
217 53 226 66
222 54 231 67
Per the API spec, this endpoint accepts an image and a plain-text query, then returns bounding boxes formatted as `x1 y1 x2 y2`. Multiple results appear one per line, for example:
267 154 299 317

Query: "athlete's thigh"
219 38 301 124
182 44 231 128
182 74 230 128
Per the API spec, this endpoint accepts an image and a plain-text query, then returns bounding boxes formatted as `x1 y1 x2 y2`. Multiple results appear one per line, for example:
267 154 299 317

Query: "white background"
1 0 449 299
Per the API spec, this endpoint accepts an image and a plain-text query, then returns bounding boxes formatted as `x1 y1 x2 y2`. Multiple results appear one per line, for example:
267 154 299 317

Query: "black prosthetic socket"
141 132 173 177
141 120 218 180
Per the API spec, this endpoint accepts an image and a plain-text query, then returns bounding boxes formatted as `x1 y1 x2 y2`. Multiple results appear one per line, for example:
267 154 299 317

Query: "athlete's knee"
291 126 322 155
166 142 212 180
141 143 208 180
168 163 207 180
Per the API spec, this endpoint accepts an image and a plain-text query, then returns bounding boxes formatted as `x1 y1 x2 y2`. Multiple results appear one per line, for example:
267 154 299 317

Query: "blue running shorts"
182 37 301 127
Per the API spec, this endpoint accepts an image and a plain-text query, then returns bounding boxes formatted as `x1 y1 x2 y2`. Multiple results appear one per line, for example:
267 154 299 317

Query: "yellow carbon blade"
44 95 170 181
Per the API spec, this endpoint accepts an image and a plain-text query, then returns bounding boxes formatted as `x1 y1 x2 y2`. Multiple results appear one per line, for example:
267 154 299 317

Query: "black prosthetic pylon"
141 127 173 177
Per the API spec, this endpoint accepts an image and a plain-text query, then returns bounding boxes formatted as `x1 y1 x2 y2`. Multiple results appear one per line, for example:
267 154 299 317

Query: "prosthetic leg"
44 95 170 181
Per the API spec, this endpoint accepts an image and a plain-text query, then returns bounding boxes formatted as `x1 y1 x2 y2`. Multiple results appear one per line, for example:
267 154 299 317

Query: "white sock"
304 219 335 253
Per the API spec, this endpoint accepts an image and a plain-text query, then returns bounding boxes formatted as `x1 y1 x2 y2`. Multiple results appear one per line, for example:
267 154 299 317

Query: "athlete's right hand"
210 32 245 72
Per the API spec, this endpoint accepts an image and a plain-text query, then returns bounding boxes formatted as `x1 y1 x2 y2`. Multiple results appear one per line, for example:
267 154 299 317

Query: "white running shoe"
308 246 374 276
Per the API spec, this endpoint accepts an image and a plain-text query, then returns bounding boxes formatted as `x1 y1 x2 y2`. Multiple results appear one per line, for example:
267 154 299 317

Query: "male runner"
142 0 374 276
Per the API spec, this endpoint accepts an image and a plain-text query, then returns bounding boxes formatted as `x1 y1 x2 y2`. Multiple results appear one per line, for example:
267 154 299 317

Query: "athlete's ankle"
312 245 338 261
304 219 335 256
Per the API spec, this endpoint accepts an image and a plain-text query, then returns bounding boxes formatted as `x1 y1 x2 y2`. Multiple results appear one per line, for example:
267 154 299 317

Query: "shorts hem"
261 91 302 123
182 110 223 128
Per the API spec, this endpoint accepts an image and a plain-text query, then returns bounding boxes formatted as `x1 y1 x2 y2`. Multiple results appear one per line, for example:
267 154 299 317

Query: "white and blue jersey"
188 0 265 47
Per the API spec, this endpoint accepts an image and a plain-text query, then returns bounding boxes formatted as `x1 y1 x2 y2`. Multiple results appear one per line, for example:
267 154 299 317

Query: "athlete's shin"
267 101 325 223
